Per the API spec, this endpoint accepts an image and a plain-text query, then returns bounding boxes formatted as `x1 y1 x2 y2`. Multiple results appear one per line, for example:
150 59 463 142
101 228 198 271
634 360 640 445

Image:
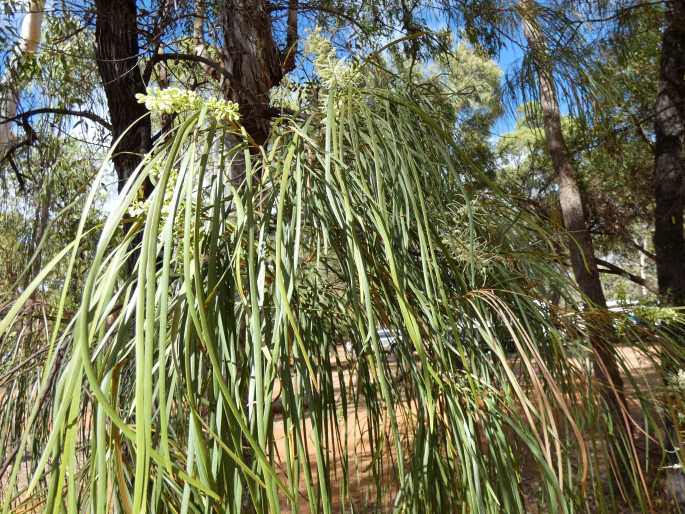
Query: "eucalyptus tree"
93 0 152 192
98 0 457 186
496 106 657 299
521 2 614 330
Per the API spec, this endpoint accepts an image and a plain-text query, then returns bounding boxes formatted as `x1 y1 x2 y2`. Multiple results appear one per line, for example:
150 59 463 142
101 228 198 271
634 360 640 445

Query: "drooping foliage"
1 1 684 513
0 54 679 513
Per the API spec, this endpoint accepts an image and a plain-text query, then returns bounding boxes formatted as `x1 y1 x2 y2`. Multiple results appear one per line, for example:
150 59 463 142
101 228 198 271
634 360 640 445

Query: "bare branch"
625 238 656 261
1 108 112 131
596 258 658 294
282 0 298 73
143 52 231 84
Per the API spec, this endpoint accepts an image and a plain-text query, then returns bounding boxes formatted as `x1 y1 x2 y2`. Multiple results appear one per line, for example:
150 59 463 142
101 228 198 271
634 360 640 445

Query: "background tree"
653 0 685 307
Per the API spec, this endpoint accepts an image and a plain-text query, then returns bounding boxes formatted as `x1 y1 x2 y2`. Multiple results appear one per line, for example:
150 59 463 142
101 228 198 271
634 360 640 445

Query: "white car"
344 328 400 354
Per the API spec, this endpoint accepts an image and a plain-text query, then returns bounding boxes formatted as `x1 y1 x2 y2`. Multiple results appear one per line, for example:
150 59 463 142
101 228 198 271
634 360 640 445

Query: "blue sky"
492 43 525 137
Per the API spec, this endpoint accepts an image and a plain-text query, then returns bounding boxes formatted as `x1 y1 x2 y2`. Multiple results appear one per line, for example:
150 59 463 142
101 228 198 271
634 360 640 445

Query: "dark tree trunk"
654 1 685 307
521 2 626 417
94 0 151 193
219 0 296 146
217 0 297 188
654 2 685 497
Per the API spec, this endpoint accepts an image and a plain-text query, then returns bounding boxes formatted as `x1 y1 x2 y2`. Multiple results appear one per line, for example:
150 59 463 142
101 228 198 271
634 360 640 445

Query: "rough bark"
219 0 297 146
520 1 626 410
654 0 685 307
654 2 685 497
216 3 298 507
94 0 151 193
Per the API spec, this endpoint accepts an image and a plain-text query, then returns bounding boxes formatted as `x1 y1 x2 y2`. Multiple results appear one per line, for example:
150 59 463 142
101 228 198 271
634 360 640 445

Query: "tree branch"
0 108 112 131
282 0 298 73
0 136 35 192
628 238 656 261
142 52 231 84
596 258 657 294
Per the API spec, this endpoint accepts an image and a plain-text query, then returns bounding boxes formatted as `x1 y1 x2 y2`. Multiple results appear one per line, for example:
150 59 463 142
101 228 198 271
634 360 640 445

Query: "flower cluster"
305 28 360 89
128 166 183 235
135 87 240 123
204 97 241 123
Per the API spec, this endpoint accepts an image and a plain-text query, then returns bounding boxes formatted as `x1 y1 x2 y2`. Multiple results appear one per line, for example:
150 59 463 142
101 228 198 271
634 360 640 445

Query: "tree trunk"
219 0 296 146
654 2 685 500
0 0 45 157
29 185 51 283
94 0 151 193
216 3 298 508
520 1 626 414
194 0 206 56
217 0 297 188
654 0 685 307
